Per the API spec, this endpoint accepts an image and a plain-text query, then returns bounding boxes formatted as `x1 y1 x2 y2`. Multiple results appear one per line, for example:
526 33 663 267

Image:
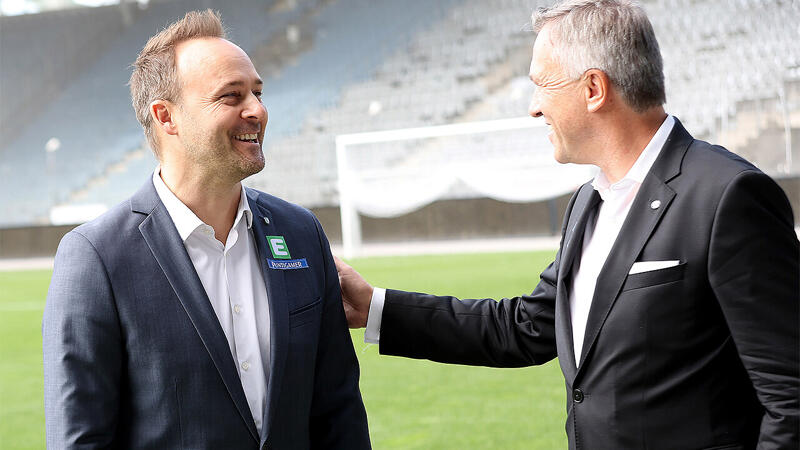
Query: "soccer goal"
335 117 597 258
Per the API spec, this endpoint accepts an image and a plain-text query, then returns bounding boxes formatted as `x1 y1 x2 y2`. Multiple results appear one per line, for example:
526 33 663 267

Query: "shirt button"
573 388 584 403
234 304 242 314
241 361 250 371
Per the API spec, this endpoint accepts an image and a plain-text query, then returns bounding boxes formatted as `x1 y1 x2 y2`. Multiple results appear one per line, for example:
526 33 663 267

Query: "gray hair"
129 9 226 156
533 0 665 112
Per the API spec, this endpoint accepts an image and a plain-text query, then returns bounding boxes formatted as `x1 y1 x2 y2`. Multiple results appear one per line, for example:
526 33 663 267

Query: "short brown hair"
129 9 226 156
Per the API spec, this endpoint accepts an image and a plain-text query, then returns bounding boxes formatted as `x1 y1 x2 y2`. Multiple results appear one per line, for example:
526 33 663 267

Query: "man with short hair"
43 10 370 449
336 1 799 448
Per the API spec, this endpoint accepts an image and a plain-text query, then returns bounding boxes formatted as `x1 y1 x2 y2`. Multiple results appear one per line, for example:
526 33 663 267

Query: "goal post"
335 117 596 258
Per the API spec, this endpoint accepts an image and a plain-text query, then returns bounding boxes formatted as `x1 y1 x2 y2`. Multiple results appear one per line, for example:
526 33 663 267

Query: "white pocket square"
629 260 681 274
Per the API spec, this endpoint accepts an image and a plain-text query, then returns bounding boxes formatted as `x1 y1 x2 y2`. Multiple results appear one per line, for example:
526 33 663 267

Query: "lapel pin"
650 200 661 210
263 217 270 225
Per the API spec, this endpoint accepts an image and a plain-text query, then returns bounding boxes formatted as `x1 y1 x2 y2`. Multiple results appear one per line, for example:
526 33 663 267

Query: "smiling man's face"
171 37 268 182
528 24 592 165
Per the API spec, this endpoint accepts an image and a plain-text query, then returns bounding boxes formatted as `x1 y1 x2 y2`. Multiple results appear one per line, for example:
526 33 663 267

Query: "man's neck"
596 108 667 184
160 164 241 245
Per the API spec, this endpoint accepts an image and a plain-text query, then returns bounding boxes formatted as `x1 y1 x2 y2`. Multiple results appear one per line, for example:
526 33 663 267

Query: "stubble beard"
181 126 266 185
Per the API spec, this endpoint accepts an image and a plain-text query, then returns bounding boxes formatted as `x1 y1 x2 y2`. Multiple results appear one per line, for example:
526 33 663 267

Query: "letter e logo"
267 236 291 259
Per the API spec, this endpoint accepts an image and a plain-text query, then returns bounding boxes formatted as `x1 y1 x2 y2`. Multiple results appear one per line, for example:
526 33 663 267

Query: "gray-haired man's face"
528 25 594 166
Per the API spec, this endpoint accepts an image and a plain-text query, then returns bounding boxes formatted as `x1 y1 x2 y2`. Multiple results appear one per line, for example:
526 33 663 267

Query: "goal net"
335 117 597 258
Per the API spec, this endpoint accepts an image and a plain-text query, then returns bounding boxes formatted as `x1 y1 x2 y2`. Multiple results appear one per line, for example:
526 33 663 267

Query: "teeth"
234 133 258 141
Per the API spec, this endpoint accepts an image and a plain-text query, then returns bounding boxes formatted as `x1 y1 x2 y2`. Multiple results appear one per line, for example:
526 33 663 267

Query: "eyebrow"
215 78 263 93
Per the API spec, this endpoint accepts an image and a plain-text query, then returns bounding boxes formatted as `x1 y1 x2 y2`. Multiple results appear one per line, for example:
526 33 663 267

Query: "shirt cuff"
364 287 386 344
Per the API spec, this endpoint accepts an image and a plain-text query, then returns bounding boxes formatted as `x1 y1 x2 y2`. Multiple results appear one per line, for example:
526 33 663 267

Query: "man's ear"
150 100 179 136
583 69 610 113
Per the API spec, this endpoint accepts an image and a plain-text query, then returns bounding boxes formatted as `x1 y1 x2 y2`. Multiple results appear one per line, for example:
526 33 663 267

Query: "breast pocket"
288 297 322 329
621 262 686 292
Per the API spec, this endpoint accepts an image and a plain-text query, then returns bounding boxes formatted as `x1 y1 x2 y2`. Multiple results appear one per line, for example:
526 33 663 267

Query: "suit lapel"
575 119 693 374
577 178 675 368
245 189 289 441
558 186 602 284
556 185 601 378
132 180 259 443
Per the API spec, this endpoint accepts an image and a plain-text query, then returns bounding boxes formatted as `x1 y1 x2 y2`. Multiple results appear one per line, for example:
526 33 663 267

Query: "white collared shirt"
569 115 674 361
152 168 270 432
364 115 676 364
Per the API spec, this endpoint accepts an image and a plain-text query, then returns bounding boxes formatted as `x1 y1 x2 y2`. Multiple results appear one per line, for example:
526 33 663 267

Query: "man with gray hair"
336 0 799 448
43 9 370 449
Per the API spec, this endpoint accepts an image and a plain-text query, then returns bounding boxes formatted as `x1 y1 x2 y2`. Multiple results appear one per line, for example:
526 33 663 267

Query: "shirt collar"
592 114 675 198
152 167 253 242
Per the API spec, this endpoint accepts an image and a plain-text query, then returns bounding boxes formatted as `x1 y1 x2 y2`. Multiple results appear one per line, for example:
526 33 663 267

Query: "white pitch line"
0 257 54 271
0 301 45 312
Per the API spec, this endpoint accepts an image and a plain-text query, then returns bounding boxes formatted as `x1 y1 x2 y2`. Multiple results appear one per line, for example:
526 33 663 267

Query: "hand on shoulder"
334 255 373 328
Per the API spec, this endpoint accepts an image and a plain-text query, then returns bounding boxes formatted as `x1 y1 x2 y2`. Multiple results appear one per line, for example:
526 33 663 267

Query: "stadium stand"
251 0 800 209
0 0 313 225
77 0 464 210
1 0 798 231
249 0 539 206
0 4 129 147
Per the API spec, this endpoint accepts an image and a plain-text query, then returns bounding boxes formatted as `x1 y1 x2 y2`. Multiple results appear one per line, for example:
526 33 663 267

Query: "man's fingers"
333 254 370 328
333 254 349 273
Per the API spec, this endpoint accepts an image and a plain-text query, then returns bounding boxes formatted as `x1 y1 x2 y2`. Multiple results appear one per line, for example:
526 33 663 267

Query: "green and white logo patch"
267 236 291 259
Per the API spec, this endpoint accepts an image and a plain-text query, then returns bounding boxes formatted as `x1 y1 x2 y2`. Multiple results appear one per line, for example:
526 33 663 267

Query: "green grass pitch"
0 250 566 449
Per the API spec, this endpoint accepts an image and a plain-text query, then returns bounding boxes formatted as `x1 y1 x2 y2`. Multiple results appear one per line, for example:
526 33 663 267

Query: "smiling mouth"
233 133 259 144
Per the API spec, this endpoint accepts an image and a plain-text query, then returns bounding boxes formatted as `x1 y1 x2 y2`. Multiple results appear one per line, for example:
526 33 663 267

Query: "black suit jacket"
44 180 371 449
379 120 799 449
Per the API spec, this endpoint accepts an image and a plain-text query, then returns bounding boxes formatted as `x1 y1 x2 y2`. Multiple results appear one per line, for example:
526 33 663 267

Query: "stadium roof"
0 0 148 16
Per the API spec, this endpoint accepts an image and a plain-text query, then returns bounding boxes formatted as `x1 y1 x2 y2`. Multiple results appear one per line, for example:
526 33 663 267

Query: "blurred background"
0 0 798 447
0 0 798 257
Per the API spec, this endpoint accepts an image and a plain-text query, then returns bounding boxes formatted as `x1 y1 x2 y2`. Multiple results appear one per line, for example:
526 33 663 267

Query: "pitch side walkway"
0 236 562 271
330 236 561 259
5 227 799 270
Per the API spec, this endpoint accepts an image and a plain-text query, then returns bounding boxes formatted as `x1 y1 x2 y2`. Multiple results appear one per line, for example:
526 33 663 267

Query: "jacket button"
573 388 584 403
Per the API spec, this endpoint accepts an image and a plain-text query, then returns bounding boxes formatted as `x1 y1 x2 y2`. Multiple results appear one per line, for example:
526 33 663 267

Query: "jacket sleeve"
708 170 799 449
308 216 371 449
42 230 122 449
378 254 559 368
375 190 582 368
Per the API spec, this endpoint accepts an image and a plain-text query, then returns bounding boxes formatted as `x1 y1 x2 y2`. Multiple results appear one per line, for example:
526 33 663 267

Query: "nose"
528 89 542 118
243 93 268 126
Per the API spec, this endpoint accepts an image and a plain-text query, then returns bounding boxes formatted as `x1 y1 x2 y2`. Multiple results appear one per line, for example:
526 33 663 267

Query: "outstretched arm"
333 189 588 369
335 251 561 368
378 257 560 368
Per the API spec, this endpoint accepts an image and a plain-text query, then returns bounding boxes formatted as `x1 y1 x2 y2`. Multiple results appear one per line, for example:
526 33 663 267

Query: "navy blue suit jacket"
43 179 370 449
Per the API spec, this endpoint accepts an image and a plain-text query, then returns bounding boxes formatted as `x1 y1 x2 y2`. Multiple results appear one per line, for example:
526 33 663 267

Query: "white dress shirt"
569 115 674 361
364 116 676 365
152 169 271 432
